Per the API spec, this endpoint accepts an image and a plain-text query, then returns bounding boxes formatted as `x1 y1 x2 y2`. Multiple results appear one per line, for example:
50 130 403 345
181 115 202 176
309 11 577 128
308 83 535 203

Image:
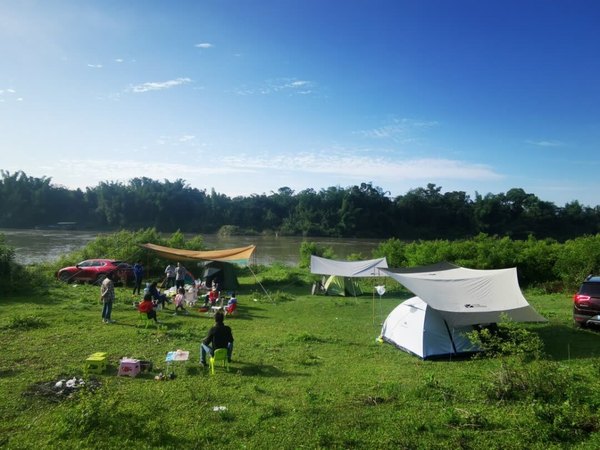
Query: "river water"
0 228 383 266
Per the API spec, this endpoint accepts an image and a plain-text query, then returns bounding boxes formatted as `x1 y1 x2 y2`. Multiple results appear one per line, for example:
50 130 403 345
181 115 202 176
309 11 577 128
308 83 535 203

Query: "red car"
57 259 134 284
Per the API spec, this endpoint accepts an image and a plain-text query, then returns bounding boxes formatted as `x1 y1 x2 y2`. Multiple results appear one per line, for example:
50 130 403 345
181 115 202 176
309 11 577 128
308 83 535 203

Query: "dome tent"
380 262 546 359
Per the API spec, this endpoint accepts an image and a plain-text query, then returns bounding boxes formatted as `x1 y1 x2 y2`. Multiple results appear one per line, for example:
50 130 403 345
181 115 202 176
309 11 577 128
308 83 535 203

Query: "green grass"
2 278 600 449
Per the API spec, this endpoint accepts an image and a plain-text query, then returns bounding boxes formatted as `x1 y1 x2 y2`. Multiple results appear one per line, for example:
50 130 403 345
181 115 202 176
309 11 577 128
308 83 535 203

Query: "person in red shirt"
138 293 159 323
203 286 220 307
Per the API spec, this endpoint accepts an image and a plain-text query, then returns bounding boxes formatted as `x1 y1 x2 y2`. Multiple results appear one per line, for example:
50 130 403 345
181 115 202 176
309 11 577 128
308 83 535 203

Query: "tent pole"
247 264 272 302
443 320 458 354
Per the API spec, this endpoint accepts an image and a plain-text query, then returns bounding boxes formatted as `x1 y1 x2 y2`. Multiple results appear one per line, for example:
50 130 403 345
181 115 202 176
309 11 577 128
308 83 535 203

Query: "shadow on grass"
0 368 21 378
233 361 308 378
535 323 600 361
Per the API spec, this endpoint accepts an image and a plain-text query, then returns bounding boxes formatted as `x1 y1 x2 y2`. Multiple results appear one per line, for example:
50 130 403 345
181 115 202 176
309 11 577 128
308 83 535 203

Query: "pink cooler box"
118 358 141 377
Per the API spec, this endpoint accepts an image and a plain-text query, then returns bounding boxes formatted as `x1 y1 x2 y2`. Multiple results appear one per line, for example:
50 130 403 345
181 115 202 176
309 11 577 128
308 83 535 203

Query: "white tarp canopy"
310 255 388 277
381 296 476 359
381 262 546 327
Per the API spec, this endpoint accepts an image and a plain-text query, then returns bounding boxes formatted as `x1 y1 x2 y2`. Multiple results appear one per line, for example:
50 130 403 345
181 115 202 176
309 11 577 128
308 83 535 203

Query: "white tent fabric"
381 296 476 359
381 263 546 327
310 255 388 277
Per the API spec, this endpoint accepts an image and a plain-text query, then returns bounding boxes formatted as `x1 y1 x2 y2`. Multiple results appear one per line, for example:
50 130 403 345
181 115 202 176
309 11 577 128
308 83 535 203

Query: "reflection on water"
0 228 383 266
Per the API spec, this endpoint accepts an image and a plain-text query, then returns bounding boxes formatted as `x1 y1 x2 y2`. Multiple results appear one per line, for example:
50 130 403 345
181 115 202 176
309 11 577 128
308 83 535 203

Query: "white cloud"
525 139 564 147
87 63 103 68
233 78 315 96
128 77 192 93
357 118 438 142
0 88 21 101
179 135 195 142
212 152 501 182
155 134 197 146
114 58 123 63
195 43 213 49
43 151 501 193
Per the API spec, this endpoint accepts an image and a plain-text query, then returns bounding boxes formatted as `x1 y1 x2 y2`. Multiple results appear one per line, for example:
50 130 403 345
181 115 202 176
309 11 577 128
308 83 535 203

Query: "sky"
1 0 599 207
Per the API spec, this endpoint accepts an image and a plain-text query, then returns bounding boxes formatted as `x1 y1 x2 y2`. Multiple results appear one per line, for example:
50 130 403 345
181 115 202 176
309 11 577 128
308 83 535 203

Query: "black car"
573 275 600 327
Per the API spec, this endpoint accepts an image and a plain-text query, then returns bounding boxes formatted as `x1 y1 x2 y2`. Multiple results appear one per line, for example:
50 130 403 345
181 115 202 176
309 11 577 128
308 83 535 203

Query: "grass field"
2 274 600 449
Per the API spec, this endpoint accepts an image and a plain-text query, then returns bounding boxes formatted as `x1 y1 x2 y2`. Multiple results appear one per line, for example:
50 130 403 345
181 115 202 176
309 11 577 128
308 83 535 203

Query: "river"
0 228 383 266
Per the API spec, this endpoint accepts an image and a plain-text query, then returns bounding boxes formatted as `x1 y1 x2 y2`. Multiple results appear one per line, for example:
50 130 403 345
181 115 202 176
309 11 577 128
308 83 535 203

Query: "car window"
91 261 105 267
78 261 92 267
580 282 600 297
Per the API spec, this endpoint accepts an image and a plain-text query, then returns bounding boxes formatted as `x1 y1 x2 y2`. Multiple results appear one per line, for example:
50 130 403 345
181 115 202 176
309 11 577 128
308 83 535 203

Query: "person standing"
100 273 115 324
164 263 176 289
200 311 234 366
175 262 186 290
132 260 144 295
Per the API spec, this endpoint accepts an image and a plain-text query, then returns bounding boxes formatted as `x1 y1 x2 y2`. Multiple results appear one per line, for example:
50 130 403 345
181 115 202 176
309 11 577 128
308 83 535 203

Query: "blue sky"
1 0 599 206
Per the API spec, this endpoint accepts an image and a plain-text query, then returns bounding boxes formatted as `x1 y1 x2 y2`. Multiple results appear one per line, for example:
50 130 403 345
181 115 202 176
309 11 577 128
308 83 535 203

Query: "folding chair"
209 348 230 375
138 313 154 329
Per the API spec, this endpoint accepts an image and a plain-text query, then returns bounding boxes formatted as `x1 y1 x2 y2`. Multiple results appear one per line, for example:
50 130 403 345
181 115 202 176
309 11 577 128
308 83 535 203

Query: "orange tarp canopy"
141 243 256 264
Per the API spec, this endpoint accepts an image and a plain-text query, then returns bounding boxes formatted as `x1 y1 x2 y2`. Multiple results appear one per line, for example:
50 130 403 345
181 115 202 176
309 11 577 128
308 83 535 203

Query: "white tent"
380 262 546 359
310 255 388 277
381 296 476 359
310 255 388 296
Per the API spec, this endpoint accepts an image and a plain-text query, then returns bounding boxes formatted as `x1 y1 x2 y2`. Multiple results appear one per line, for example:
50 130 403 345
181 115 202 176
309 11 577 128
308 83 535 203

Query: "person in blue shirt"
132 260 144 295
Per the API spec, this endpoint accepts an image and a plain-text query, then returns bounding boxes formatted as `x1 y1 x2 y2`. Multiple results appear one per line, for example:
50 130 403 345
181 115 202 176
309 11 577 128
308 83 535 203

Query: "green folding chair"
209 348 230 375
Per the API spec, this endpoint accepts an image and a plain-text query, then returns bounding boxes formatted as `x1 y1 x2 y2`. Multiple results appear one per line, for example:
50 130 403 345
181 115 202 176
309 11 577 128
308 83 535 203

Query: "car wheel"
59 272 72 283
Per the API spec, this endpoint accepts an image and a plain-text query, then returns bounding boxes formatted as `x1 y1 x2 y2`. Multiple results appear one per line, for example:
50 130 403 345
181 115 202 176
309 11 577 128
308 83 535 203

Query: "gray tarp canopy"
310 255 388 277
381 262 547 327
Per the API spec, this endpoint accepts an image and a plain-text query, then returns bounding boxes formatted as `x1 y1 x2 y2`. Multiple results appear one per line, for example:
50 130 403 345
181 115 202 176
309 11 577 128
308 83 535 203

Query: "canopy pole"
372 287 375 326
247 264 273 302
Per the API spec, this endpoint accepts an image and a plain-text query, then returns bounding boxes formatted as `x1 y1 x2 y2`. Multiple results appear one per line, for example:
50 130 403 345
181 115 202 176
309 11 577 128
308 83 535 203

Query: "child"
225 292 237 315
174 288 188 315
138 293 159 323
203 286 219 308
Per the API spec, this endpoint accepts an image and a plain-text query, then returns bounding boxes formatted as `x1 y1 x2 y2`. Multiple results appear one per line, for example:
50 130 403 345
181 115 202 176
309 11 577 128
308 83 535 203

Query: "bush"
554 234 600 291
467 321 544 361
0 233 47 294
2 315 48 330
298 241 335 269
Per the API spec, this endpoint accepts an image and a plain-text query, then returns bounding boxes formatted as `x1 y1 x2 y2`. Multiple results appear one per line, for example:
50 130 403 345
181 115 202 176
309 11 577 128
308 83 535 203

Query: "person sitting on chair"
138 293 159 323
148 281 168 309
225 292 237 315
200 311 234 366
203 286 219 307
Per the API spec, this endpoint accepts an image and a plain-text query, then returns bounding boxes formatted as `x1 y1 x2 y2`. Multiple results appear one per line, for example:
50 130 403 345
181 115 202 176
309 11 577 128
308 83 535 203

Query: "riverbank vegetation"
1 170 599 240
7 228 596 293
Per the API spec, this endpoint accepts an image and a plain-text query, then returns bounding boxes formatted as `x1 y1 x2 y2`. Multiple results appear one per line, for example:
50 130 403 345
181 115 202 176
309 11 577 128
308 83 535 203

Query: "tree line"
1 170 599 240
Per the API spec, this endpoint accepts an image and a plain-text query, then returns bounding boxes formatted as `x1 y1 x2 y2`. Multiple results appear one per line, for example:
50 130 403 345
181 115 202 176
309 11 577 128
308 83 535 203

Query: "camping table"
165 350 189 374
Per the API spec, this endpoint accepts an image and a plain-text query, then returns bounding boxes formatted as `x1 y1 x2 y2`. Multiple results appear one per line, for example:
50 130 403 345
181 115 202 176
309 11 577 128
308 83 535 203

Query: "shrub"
467 321 544 361
0 234 47 294
298 241 335 269
3 315 48 330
